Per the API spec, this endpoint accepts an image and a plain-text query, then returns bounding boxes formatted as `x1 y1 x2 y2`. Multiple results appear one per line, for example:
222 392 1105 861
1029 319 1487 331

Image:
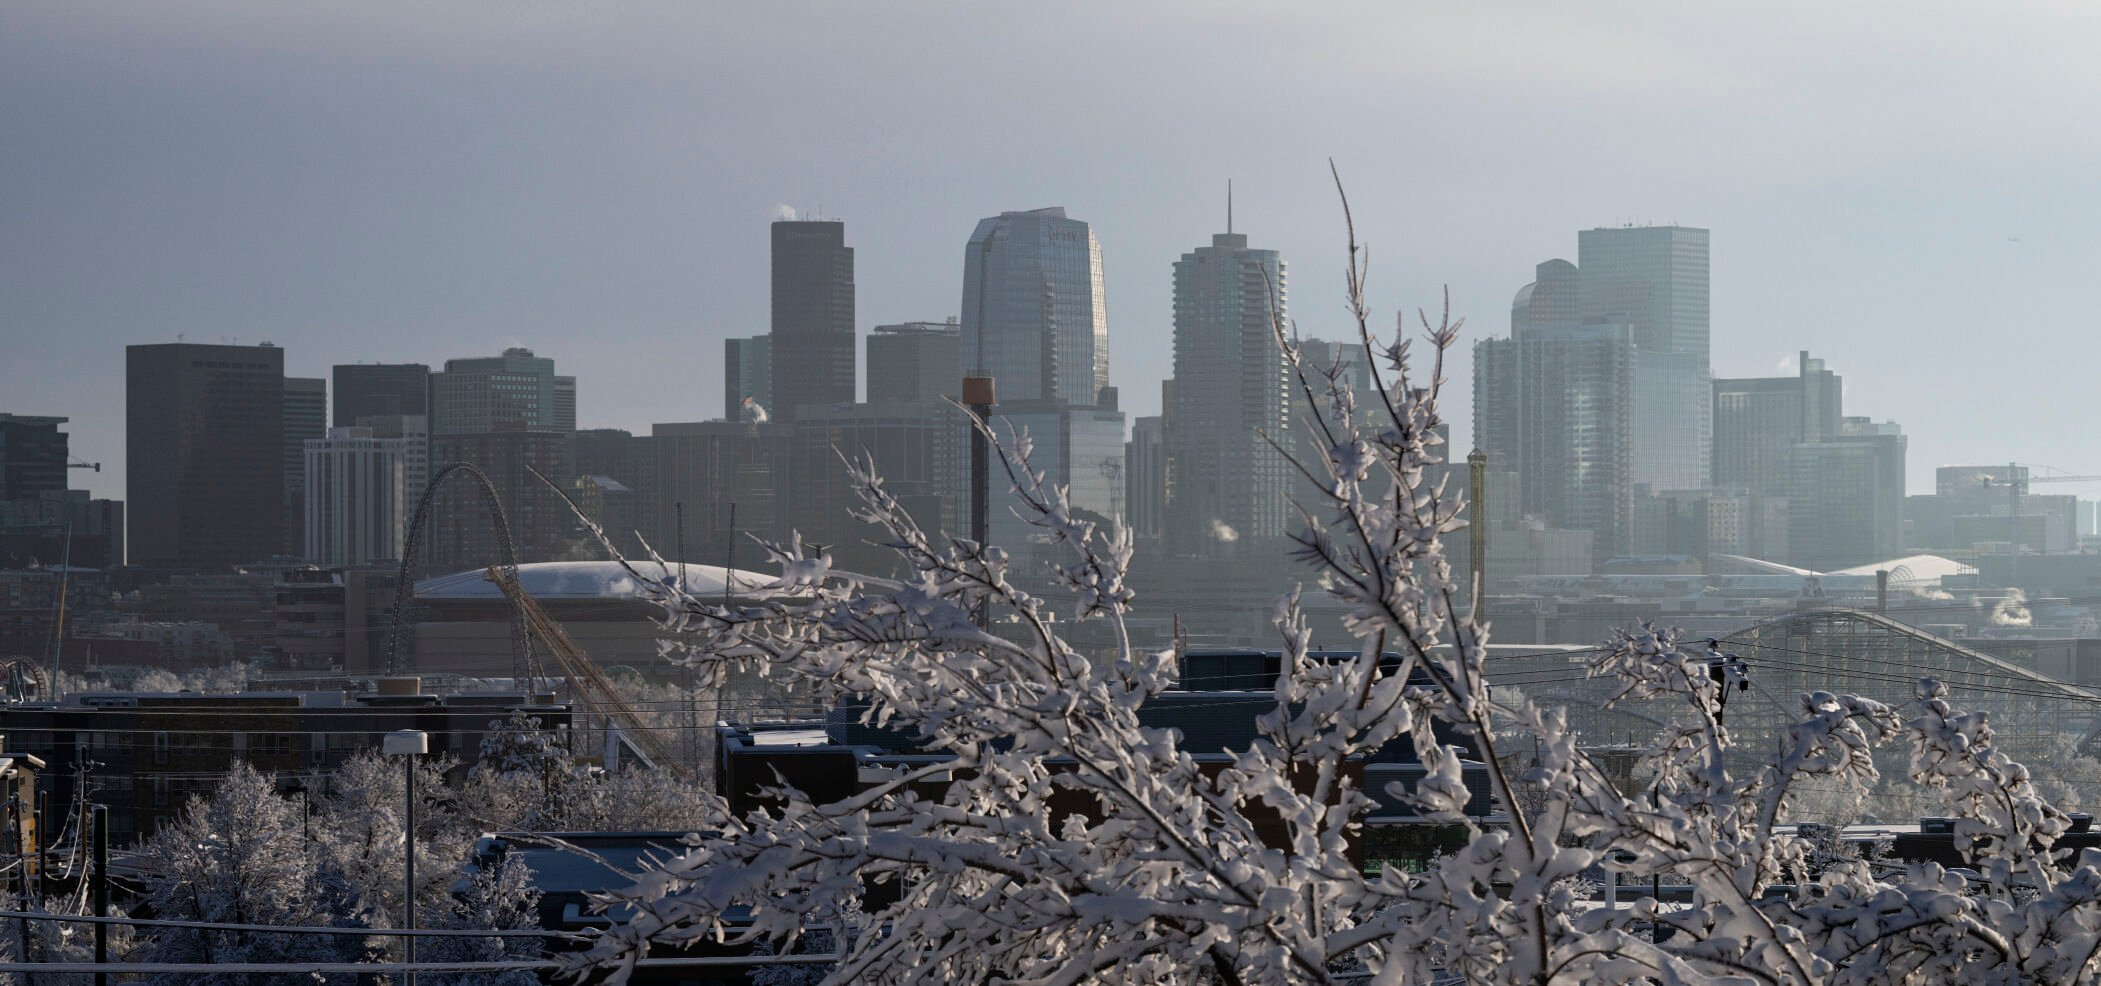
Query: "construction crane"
483 565 691 779
68 456 100 473
1978 464 2101 584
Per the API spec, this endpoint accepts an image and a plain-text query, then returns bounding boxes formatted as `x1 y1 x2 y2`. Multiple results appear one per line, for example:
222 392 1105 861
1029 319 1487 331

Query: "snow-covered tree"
565 183 2101 985
135 761 363 984
415 853 544 986
311 749 470 931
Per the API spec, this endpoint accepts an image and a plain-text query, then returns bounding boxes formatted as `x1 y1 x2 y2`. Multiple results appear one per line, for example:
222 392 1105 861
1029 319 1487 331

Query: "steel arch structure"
386 462 539 688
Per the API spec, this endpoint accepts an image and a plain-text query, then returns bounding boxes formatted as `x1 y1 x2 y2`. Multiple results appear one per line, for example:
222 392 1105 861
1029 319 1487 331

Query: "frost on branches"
568 187 2101 985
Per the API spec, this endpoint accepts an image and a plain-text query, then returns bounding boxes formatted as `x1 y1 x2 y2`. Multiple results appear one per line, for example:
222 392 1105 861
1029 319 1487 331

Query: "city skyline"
7 4 2097 504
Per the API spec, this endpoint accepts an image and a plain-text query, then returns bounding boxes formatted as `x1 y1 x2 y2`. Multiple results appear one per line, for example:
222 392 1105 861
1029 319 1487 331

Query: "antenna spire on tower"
1227 179 1233 234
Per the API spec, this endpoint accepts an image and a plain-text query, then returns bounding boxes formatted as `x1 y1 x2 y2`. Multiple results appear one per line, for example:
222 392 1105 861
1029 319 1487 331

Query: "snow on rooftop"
415 560 773 602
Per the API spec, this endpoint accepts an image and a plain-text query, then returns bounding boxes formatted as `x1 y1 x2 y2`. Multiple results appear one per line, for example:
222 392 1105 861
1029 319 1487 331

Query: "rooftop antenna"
1227 179 1233 234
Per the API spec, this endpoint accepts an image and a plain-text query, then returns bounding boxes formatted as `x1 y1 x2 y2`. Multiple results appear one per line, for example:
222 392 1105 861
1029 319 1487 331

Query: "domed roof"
414 560 771 602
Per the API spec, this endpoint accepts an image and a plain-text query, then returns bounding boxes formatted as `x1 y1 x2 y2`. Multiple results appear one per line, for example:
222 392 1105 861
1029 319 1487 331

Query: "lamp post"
382 729 428 985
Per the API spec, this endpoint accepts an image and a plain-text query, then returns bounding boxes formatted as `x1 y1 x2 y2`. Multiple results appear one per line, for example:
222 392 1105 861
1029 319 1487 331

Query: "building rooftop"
415 560 771 602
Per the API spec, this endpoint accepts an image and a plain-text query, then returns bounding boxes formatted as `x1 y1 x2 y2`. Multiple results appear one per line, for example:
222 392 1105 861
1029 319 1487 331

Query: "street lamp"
382 729 428 985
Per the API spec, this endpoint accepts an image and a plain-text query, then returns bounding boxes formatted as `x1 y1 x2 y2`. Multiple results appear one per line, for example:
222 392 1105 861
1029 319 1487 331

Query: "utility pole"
92 805 107 986
963 376 997 625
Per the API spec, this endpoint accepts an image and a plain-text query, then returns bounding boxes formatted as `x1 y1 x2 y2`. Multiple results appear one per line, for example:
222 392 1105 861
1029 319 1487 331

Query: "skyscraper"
127 343 286 569
1578 227 1711 492
429 348 575 437
1788 418 1906 570
1165 230 1290 554
358 414 430 510
1712 351 1843 496
332 363 430 427
770 221 855 421
959 207 1109 408
304 426 406 567
283 377 327 558
723 336 773 421
426 349 577 569
0 414 70 502
1577 226 1711 369
867 321 960 405
1125 416 1166 541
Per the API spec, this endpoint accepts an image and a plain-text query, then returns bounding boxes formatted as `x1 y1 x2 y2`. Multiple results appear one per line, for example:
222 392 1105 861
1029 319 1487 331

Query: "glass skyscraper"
1577 226 1710 369
959 207 1109 408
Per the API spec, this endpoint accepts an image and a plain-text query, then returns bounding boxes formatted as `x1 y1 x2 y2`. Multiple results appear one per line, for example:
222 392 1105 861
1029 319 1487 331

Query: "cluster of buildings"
11 208 2101 674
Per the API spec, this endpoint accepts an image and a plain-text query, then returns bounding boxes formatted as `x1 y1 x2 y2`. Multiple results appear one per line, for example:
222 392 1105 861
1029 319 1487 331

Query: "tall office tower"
1474 322 1635 558
358 414 430 510
1125 416 1166 541
1577 226 1710 368
983 402 1128 553
1712 351 1843 496
723 336 773 421
1165 230 1290 554
304 427 406 567
647 421 793 563
126 343 286 570
427 428 574 568
1298 338 1375 403
770 221 855 421
1578 227 1711 492
429 348 575 436
0 414 70 501
332 363 430 427
425 349 575 570
1788 418 1905 570
959 207 1110 407
283 377 327 558
867 320 961 405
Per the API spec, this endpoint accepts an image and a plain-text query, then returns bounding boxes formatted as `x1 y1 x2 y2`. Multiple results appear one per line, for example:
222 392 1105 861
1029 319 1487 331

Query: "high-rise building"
357 414 430 511
424 349 576 570
429 348 575 437
770 221 855 421
304 426 406 568
867 321 961 405
427 428 574 569
1577 228 1712 492
647 421 792 565
1126 416 1166 541
1474 323 1635 558
1712 352 1843 496
1788 418 1905 570
959 208 1110 408
126 343 286 570
1475 230 1713 554
981 401 1127 557
1165 231 1291 554
789 402 963 577
723 336 773 422
0 414 70 502
283 377 327 558
1577 226 1711 369
332 363 430 427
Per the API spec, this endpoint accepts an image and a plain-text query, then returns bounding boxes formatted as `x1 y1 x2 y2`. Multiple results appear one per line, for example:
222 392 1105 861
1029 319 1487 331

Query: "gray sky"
5 1 2098 501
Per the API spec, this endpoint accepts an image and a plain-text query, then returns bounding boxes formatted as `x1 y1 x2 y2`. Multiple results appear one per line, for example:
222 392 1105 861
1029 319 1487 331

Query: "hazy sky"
6 2 2098 502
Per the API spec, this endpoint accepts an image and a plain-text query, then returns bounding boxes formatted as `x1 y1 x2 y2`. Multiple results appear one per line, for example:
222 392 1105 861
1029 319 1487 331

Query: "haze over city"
7 2 2098 500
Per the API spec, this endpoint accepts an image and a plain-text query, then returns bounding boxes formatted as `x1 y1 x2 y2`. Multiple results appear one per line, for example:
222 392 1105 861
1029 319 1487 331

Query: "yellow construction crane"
484 565 691 779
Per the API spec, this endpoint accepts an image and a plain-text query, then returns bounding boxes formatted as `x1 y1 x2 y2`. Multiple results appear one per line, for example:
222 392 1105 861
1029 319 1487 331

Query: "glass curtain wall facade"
959 207 1110 408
